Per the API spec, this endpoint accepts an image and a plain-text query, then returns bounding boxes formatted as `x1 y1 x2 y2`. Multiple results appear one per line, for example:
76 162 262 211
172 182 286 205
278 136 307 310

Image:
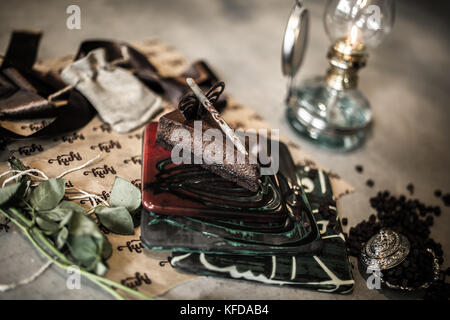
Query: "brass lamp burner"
326 40 368 91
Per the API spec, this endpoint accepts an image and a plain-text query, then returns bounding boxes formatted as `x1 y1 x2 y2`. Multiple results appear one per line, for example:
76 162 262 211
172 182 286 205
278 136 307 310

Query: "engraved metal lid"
360 229 410 270
281 0 309 78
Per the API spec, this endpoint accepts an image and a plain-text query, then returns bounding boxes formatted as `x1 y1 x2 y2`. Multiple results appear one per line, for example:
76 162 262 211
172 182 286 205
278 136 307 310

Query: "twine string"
0 261 52 293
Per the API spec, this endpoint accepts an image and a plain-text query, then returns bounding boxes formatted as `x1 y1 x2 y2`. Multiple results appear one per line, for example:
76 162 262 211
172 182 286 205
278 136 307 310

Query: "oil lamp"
284 0 395 150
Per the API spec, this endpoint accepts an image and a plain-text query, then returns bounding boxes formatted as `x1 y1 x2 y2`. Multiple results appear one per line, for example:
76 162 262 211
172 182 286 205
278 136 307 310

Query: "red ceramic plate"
141 122 290 222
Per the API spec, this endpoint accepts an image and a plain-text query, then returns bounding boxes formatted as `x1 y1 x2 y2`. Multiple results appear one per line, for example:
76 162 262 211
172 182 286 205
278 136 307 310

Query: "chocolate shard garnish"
179 81 224 120
156 79 260 192
185 78 248 156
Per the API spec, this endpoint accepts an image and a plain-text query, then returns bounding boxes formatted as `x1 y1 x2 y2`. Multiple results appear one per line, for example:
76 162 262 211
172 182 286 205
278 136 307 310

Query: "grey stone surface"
0 0 449 300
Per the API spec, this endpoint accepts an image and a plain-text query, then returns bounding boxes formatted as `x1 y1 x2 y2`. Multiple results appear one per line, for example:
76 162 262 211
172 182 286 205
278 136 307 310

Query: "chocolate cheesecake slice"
156 109 260 192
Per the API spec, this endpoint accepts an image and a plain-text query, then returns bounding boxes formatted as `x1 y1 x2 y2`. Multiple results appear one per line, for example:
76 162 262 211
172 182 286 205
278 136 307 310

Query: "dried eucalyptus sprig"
0 157 151 300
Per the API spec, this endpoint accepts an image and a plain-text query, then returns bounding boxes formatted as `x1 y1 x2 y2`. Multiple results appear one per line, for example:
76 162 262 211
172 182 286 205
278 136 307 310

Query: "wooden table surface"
0 0 449 300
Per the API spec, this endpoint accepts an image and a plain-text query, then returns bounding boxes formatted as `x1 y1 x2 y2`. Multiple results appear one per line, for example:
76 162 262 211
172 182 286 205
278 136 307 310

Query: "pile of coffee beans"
343 190 449 299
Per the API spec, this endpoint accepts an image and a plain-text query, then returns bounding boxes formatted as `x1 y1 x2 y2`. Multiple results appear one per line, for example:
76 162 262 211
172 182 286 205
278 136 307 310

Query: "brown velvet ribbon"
0 32 226 147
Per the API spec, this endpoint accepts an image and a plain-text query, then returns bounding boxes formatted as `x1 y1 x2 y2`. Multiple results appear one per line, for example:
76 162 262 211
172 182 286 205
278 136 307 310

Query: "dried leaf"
95 206 134 235
58 200 85 214
94 261 108 276
29 178 65 211
36 216 60 234
110 177 141 213
55 227 69 249
68 211 103 239
39 207 73 222
0 182 22 207
67 235 100 270
97 236 113 260
7 157 30 185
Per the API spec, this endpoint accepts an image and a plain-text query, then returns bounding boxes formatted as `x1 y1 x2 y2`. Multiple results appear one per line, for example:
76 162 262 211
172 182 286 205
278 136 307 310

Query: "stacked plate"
140 122 354 293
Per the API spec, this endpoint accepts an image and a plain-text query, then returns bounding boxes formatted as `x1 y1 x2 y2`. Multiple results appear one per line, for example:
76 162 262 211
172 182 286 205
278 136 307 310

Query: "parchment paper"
0 39 353 298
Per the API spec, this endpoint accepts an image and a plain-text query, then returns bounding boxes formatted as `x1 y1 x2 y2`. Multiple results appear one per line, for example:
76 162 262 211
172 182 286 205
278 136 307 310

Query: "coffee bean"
366 179 374 188
426 205 434 213
425 216 434 227
407 183 415 195
434 190 442 198
355 165 363 173
443 194 450 207
342 217 348 226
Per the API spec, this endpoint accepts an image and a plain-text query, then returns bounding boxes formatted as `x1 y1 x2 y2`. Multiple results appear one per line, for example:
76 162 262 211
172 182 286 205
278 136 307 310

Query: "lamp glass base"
286 77 371 151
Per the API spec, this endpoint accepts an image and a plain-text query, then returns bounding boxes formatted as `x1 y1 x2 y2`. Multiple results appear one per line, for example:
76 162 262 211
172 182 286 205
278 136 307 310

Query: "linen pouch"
61 48 162 133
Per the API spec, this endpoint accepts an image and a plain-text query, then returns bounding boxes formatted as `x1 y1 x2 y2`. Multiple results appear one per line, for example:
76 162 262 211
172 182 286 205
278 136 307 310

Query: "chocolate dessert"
156 111 260 192
156 80 260 192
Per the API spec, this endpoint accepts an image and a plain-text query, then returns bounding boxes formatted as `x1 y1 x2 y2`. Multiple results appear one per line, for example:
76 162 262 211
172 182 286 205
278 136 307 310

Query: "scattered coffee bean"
443 194 450 207
342 217 348 226
434 190 442 198
355 165 363 173
407 183 414 195
366 179 374 188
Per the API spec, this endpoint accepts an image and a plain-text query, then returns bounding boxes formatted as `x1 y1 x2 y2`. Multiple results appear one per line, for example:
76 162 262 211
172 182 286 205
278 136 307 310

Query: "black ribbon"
0 32 227 144
0 31 96 141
